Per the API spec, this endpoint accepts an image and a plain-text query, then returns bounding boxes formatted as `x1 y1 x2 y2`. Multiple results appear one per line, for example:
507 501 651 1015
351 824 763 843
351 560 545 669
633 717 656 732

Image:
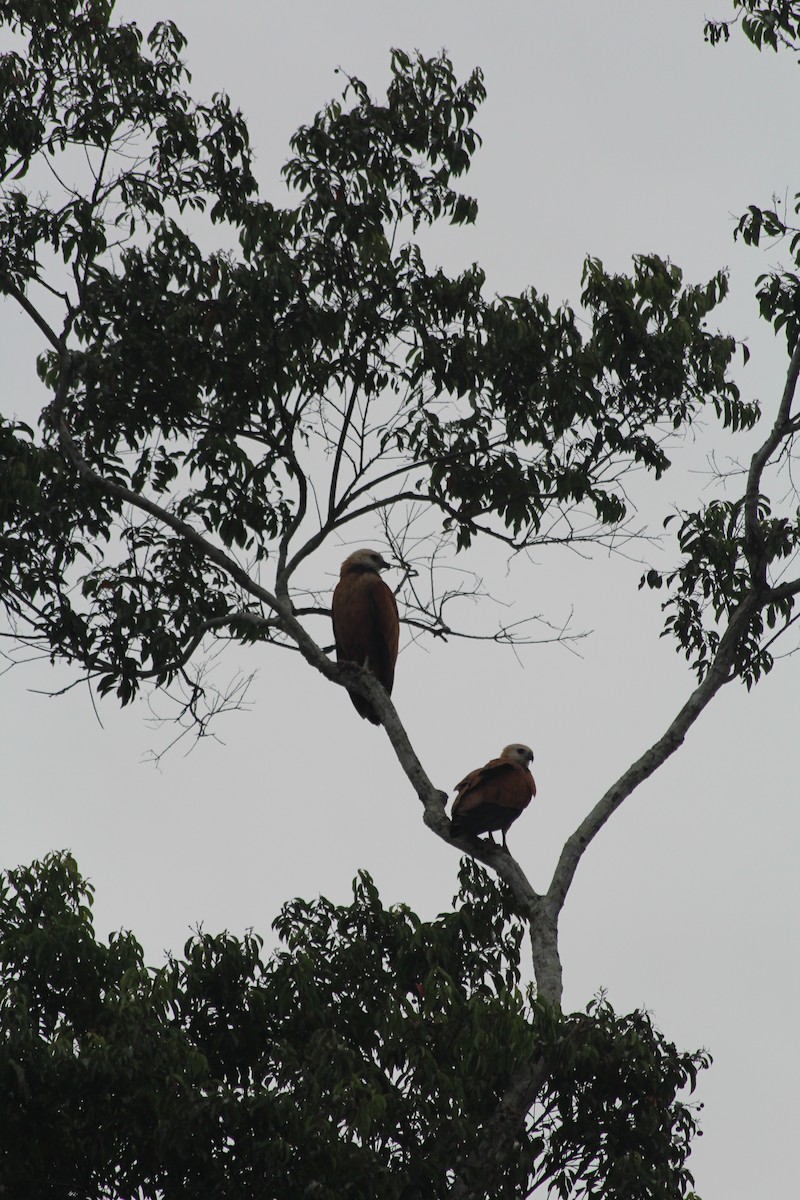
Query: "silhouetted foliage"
0 854 709 1200
3 4 800 1196
0 0 763 724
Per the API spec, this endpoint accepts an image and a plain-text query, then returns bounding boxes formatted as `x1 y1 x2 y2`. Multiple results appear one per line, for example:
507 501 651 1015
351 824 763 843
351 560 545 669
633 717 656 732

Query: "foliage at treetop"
0 0 779 728
0 852 708 1200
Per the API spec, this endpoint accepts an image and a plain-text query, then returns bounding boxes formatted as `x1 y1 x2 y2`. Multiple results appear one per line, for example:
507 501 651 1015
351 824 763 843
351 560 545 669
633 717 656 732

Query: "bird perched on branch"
450 744 536 849
332 549 399 724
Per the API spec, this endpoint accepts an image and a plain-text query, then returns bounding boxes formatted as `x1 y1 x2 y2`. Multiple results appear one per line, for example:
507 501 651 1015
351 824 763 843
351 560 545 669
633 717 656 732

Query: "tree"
0 852 709 1200
0 0 755 719
2 0 800 1194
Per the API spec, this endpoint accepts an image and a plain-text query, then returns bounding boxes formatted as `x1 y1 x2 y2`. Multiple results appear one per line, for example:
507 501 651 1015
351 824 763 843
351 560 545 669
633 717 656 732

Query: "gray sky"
2 2 799 1196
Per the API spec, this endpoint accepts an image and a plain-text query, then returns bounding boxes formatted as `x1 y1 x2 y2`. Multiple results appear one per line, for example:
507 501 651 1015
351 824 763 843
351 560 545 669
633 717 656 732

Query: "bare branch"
143 665 256 767
547 598 751 915
541 338 800 1000
1 276 66 352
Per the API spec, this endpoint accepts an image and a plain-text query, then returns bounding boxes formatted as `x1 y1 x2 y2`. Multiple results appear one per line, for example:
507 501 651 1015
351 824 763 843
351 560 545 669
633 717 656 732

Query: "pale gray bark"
445 336 800 1195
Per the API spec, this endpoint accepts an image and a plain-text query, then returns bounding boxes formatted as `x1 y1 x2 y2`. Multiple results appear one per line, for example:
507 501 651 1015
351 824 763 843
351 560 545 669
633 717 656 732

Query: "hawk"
451 744 536 849
332 549 399 724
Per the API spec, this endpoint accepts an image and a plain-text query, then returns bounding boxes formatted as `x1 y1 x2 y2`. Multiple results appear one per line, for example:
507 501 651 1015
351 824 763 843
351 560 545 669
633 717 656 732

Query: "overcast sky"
2 3 799 1197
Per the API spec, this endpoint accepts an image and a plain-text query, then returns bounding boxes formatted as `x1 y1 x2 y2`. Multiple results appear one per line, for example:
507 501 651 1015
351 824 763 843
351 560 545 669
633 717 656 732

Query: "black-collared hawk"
450 744 536 849
332 549 399 725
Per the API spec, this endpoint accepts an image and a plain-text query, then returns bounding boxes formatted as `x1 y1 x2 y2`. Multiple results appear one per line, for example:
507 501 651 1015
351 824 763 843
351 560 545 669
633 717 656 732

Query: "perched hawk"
332 549 399 724
451 744 536 849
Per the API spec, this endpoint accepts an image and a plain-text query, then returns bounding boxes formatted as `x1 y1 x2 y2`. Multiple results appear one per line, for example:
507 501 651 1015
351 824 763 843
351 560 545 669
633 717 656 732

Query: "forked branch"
543 334 800 991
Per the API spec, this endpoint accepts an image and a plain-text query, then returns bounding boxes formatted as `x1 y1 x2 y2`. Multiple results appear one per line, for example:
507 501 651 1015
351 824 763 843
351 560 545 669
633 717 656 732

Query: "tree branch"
545 600 752 933
327 356 366 521
1 276 66 353
53 408 283 613
449 1057 550 1200
542 335 800 999
744 334 800 583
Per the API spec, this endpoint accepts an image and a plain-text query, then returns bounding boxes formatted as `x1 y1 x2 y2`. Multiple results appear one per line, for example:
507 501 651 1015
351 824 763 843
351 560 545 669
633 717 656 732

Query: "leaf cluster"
535 998 708 1200
642 494 800 685
705 0 800 51
0 853 709 1200
418 253 749 552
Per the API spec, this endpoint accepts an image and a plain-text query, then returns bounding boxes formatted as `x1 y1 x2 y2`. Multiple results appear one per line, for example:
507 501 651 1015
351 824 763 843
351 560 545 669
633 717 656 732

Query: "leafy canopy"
0 853 708 1200
0 0 760 721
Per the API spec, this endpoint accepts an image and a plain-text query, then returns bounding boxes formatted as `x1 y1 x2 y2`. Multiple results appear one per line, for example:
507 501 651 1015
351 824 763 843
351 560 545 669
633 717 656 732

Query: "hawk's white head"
500 743 534 767
340 549 392 575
